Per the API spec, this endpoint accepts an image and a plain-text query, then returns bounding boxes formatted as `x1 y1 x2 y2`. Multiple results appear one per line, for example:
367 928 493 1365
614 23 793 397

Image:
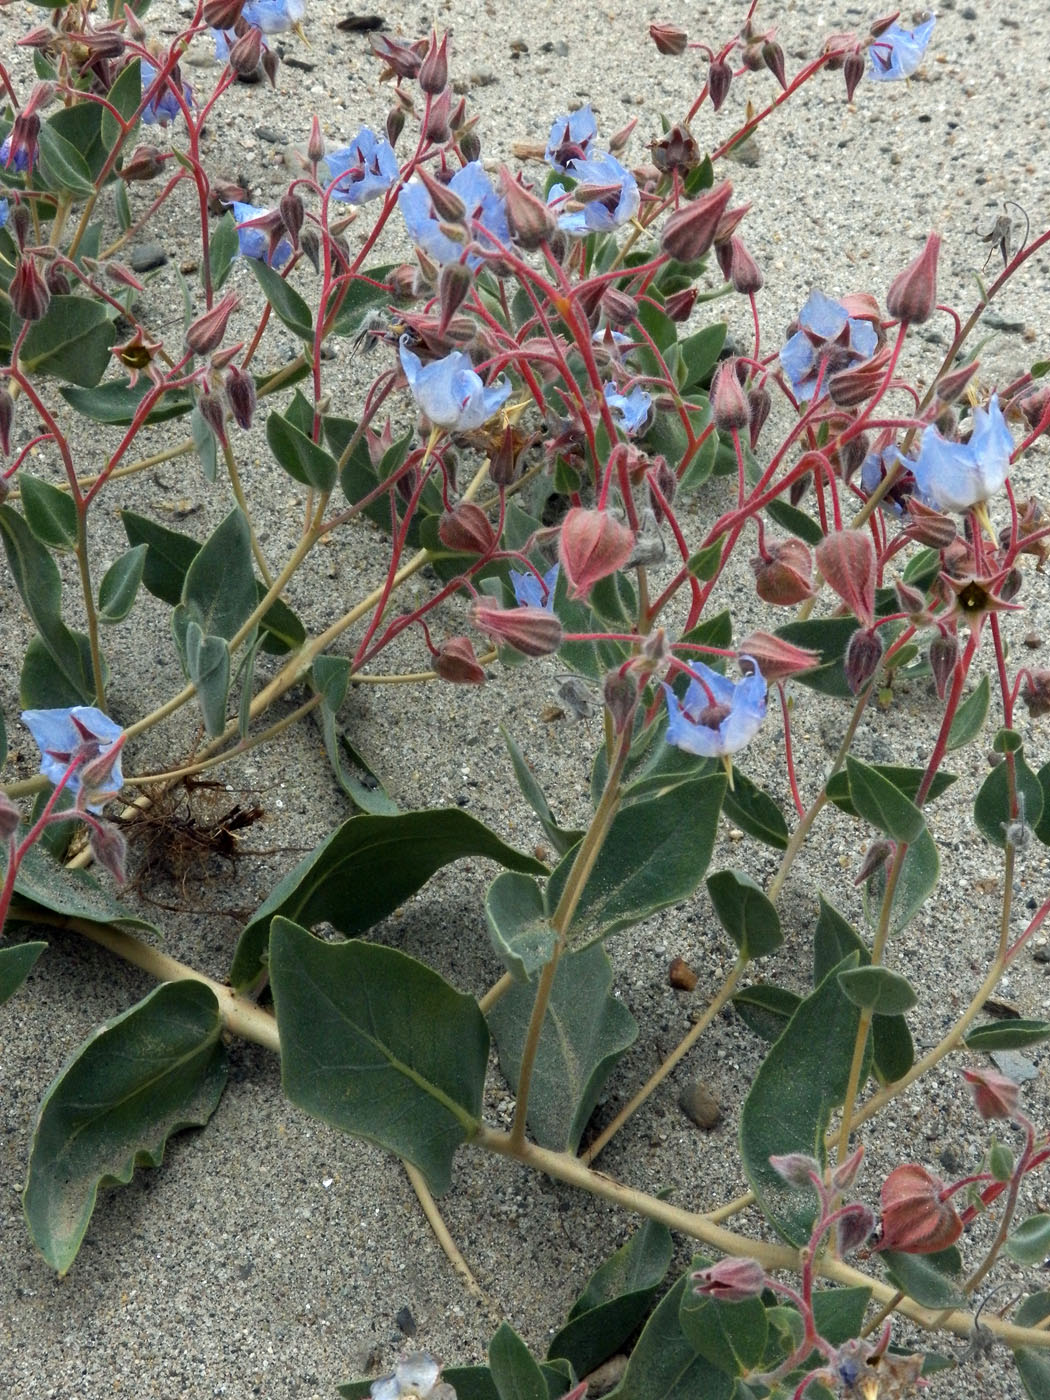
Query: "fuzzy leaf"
488 943 637 1153
98 544 147 623
485 871 556 982
879 1247 963 1308
270 919 488 1195
706 868 782 961
20 296 116 386
23 980 227 1274
0 941 47 1005
603 1265 734 1400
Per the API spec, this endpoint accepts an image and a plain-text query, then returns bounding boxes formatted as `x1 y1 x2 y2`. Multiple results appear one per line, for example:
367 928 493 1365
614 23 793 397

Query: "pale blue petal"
799 289 848 340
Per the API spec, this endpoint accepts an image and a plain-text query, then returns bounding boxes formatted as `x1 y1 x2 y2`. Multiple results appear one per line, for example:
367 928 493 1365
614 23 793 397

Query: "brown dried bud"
435 636 486 684
1022 670 1050 720
661 181 734 263
10 257 50 321
904 497 958 549
386 105 406 150
196 390 227 441
225 365 257 430
928 631 958 700
845 627 884 695
650 23 688 56
664 286 698 322
120 143 165 183
708 58 732 111
748 384 772 448
458 128 481 164
751 537 814 606
603 670 637 733
437 502 495 555
887 233 940 326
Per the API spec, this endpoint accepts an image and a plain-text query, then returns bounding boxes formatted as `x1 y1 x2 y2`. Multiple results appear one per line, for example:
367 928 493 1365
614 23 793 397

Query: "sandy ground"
3 1 1050 1397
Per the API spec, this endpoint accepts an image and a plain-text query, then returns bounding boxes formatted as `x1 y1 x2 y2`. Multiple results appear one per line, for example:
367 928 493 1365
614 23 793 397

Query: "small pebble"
255 125 286 144
679 1079 721 1130
128 242 167 272
668 957 698 991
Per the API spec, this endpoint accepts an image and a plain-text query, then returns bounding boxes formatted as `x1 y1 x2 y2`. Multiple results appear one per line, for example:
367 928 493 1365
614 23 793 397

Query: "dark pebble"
129 243 167 272
678 1079 721 1130
255 125 286 144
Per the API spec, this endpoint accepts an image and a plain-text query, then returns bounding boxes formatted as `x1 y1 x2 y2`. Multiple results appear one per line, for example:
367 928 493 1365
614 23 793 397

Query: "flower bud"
196 390 227 441
876 1164 963 1255
0 389 14 457
845 627 883 694
419 31 449 95
438 502 496 555
225 365 257 430
10 204 31 252
737 631 819 683
650 23 688 55
601 288 639 327
458 128 481 164
855 838 895 886
815 529 876 628
904 497 957 549
691 1257 766 1303
120 144 165 182
228 24 263 77
728 238 763 294
417 165 465 224
751 538 814 606
89 819 128 883
437 261 473 334
747 384 771 448
186 291 239 356
762 40 787 89
837 1203 876 1256
603 670 637 733
45 262 71 298
962 1066 1020 1122
10 257 50 321
708 58 732 111
385 105 406 150
471 602 563 658
886 232 941 326
261 47 280 87
435 636 486 684
203 0 245 26
928 631 958 700
711 359 750 433
935 359 979 405
769 1153 821 1188
843 49 866 101
664 286 698 322
661 181 734 263
423 87 452 145
831 1143 866 1193
559 507 635 599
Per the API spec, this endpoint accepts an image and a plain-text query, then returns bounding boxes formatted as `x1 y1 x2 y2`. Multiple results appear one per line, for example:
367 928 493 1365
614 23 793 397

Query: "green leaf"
547 775 726 950
880 1247 963 1308
740 955 866 1245
0 941 47 1005
731 984 800 1042
965 1020 1050 1051
763 498 825 547
208 211 240 294
706 869 782 961
501 725 582 857
814 898 914 1083
5 832 155 935
488 942 637 1153
97 544 147 623
190 402 218 481
269 919 488 1195
37 118 96 196
23 980 227 1274
180 507 257 641
322 264 397 338
975 743 1044 849
1006 1215 1050 1266
179 619 230 737
845 758 925 842
1016 1294 1050 1328
1014 1347 1050 1400
837 966 917 1015
946 675 990 751
485 871 556 982
266 408 339 492
489 1324 548 1400
678 323 726 390
18 633 95 709
549 1219 673 1378
810 1286 872 1345
825 764 955 816
721 770 790 850
19 474 78 550
102 55 141 153
20 296 116 387
679 1288 767 1378
232 808 546 990
774 618 857 698
605 1265 735 1400
0 504 93 703
248 256 314 340
61 378 194 425
888 825 940 936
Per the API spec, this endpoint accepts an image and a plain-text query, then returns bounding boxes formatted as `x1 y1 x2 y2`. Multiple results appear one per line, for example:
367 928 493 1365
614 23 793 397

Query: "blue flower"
544 105 597 172
662 662 767 759
231 201 292 268
868 16 935 82
140 61 192 127
0 199 7 229
911 395 1014 513
243 0 306 30
604 382 651 435
510 563 559 610
398 162 509 267
399 338 511 431
21 706 125 812
549 153 639 235
325 129 399 205
779 289 878 402
0 133 29 173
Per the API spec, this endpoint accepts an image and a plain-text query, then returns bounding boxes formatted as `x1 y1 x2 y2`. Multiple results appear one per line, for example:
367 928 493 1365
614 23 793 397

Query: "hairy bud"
438 502 496 555
845 627 884 694
471 602 563 658
711 359 750 433
661 181 734 263
225 365 257 430
559 507 635 599
650 23 688 56
708 59 732 110
186 292 239 356
886 232 941 325
418 30 449 95
10 257 50 321
435 635 486 684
